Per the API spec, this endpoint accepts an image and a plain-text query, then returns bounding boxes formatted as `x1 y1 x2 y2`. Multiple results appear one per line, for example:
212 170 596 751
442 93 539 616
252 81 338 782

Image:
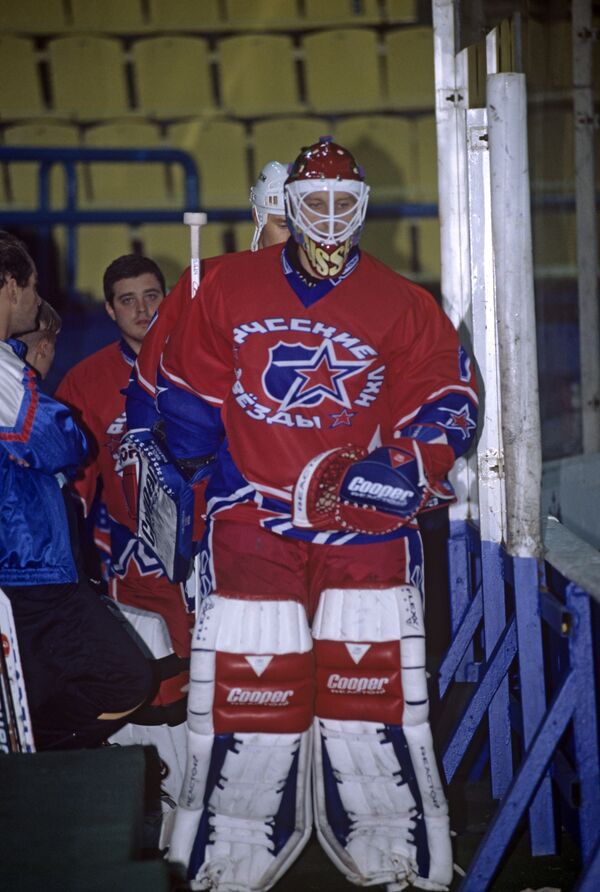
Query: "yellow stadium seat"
69 0 146 33
414 114 438 202
48 36 130 120
303 0 380 27
132 36 215 119
360 219 413 275
167 118 249 209
218 35 302 118
252 116 329 173
532 210 577 275
138 222 228 288
147 0 223 31
83 119 172 208
0 0 67 33
3 120 81 210
413 217 441 281
334 115 415 202
383 0 418 24
76 224 133 300
224 0 300 30
303 29 384 114
232 221 256 253
385 27 435 111
528 108 574 193
0 36 45 120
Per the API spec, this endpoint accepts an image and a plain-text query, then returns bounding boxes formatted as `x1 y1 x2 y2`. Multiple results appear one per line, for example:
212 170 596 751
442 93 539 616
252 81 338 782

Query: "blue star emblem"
264 341 371 411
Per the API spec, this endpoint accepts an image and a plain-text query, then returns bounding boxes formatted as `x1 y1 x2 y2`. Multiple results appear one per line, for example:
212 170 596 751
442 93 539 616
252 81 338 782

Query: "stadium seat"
3 120 81 209
69 0 146 33
532 210 577 275
132 36 215 119
139 222 228 287
414 114 438 202
76 224 133 299
385 27 435 110
83 119 172 208
334 115 415 202
48 35 130 120
167 118 249 209
252 116 329 173
302 29 384 114
224 0 301 30
413 216 441 280
529 108 574 193
303 0 380 27
360 218 414 275
232 221 256 253
0 36 45 119
384 0 418 24
147 0 223 31
0 0 67 33
218 34 302 117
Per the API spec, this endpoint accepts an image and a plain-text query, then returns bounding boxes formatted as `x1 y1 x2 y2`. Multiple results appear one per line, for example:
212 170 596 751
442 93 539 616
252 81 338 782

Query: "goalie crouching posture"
146 138 479 890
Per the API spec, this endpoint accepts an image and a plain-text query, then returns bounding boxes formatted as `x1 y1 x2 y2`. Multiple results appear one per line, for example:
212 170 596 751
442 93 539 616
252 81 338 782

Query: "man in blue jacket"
0 231 156 750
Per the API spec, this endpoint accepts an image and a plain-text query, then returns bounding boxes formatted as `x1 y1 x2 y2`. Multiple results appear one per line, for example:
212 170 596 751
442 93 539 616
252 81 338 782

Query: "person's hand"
8 454 30 468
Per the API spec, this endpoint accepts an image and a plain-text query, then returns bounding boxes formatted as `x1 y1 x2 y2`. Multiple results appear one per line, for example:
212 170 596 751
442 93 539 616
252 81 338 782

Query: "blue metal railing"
0 146 202 296
441 518 600 889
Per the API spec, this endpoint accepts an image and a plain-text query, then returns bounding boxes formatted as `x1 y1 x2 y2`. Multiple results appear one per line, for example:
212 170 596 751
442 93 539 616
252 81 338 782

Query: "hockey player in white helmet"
249 160 289 251
151 137 479 891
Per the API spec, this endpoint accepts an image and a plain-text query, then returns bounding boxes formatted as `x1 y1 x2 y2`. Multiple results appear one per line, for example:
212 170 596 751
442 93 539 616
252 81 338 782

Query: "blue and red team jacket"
0 339 88 586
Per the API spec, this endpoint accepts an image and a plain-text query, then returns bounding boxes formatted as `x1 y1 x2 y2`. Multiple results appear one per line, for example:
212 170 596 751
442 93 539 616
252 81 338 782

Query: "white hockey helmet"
250 160 287 252
284 136 370 278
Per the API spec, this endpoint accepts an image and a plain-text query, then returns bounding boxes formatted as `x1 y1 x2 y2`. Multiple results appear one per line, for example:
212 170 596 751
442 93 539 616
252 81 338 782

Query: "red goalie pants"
206 518 423 618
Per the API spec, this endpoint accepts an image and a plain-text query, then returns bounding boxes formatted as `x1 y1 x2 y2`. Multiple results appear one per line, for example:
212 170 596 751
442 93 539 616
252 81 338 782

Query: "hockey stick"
183 211 207 299
0 590 35 752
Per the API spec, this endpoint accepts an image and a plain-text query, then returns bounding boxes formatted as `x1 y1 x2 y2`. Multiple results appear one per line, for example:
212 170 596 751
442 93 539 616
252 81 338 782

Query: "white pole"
572 0 600 453
487 73 542 558
183 211 207 298
432 0 478 521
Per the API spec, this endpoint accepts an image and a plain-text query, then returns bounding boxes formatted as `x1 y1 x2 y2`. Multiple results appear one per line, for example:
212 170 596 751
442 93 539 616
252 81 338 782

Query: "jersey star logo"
438 403 477 440
329 408 356 428
265 340 371 411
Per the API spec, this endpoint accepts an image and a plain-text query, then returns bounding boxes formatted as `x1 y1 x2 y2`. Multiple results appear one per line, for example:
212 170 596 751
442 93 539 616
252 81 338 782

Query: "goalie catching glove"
292 439 456 535
120 428 214 583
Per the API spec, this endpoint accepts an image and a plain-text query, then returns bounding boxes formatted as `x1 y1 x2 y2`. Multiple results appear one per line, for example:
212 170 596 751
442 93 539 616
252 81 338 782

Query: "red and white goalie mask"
285 137 370 278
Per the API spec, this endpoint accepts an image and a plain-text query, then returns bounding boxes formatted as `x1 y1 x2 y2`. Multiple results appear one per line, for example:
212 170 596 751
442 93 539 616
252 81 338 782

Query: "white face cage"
285 178 370 247
250 161 287 251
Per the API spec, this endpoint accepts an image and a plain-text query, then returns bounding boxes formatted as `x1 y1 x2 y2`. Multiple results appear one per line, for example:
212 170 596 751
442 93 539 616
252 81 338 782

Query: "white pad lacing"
312 586 452 890
169 595 314 891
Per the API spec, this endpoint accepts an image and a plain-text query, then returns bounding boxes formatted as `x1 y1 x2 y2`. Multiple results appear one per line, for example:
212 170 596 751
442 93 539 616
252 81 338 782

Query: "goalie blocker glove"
121 428 214 583
293 439 456 535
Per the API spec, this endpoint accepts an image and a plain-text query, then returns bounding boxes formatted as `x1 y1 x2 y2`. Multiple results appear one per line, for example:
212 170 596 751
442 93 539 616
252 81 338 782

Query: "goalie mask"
250 160 287 252
285 136 370 278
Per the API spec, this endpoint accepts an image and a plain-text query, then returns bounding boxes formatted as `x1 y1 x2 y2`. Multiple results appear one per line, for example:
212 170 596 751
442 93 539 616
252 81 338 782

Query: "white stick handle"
183 212 207 298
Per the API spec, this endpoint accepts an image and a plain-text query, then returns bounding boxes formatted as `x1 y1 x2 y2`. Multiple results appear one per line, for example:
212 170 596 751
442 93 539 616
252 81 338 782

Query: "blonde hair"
19 300 61 350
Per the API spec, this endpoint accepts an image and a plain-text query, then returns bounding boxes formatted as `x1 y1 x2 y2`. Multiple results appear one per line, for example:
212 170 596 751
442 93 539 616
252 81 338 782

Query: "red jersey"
158 244 478 544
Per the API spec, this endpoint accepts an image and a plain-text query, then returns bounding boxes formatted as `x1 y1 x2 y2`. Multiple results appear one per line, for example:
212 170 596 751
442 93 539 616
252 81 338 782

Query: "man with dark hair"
0 233 155 750
56 254 193 661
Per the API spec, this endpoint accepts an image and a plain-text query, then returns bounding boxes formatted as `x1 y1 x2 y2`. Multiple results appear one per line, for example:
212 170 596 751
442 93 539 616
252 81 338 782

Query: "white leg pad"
169 594 314 891
108 603 188 847
311 586 452 890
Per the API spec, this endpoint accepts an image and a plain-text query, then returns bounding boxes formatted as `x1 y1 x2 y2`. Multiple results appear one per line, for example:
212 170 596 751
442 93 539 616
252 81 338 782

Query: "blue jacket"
0 339 88 586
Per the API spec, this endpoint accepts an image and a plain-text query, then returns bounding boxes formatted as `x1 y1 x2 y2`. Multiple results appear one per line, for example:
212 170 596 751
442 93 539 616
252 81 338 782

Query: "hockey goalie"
145 138 479 890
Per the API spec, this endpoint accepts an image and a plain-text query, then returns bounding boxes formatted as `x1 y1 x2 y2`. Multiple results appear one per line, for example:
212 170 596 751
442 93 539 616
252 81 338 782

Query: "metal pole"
572 0 600 453
432 0 478 523
487 73 542 559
